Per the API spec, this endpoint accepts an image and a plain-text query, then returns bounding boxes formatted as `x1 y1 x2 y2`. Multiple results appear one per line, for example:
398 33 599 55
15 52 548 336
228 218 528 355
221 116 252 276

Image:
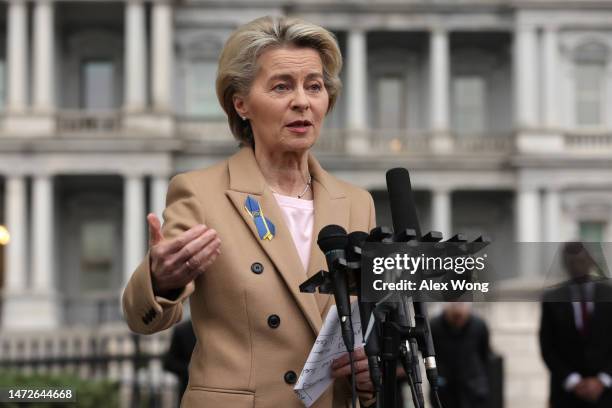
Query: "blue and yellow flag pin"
244 196 276 241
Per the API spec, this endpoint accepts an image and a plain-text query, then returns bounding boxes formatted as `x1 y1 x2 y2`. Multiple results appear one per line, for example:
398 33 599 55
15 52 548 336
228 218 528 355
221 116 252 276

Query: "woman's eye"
308 83 323 92
273 83 289 91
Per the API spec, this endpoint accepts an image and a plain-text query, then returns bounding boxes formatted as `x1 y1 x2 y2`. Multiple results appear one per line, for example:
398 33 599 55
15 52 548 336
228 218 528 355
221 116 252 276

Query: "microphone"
386 168 439 391
317 225 354 352
386 168 422 239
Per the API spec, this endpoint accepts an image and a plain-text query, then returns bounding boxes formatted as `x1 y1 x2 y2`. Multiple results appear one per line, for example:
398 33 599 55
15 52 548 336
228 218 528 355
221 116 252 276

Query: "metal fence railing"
0 324 180 408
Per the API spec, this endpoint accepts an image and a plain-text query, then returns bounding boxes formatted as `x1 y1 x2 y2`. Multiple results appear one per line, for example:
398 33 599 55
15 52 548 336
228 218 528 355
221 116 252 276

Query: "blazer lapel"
225 147 324 335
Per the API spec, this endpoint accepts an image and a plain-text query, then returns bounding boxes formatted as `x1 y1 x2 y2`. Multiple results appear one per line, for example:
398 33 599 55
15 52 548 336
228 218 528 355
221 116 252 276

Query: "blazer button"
251 262 264 274
267 314 281 328
284 370 297 385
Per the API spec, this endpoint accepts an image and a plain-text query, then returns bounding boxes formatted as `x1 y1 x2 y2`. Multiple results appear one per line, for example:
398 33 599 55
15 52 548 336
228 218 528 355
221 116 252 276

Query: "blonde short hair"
216 15 343 146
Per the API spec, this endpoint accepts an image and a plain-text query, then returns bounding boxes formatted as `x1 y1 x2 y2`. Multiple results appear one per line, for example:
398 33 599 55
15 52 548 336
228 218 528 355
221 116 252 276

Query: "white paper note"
294 302 363 407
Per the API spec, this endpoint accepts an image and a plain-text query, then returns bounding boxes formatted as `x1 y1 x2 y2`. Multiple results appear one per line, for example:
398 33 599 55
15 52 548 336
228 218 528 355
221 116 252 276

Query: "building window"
80 221 114 291
452 76 486 134
574 42 608 128
375 76 405 129
579 221 606 242
186 60 224 117
81 60 115 110
575 62 605 127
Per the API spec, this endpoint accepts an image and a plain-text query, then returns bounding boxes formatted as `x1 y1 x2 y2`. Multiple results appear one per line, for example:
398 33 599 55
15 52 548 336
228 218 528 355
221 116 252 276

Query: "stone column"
513 24 538 130
33 0 55 113
123 174 146 284
543 188 561 242
4 175 27 292
30 174 60 328
346 29 368 154
515 187 541 279
432 188 452 237
516 188 541 242
124 0 147 113
6 0 28 114
32 175 55 292
151 0 173 112
1 175 28 329
151 175 169 223
542 25 559 129
429 27 452 152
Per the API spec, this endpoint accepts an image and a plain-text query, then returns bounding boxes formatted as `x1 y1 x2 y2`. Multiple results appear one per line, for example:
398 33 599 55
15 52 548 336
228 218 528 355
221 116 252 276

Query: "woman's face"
234 46 329 153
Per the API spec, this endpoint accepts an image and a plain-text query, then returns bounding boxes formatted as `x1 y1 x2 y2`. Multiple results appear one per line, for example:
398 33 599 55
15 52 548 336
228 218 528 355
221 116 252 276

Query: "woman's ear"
233 94 248 119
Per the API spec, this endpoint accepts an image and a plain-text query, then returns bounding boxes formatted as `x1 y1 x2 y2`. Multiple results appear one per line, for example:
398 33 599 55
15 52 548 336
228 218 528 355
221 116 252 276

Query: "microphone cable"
349 350 357 408
406 370 422 408
433 389 443 408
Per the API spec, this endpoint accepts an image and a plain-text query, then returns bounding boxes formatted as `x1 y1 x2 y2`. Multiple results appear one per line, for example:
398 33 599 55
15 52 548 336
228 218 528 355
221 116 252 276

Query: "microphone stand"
372 228 490 408
300 225 489 408
347 232 383 408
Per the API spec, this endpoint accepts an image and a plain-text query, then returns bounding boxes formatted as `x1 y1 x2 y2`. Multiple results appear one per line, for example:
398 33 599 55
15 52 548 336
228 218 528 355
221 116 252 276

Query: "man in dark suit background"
539 242 612 408
430 302 491 408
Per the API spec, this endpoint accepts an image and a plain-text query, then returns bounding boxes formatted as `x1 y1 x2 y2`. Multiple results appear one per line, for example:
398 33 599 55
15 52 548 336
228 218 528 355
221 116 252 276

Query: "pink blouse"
272 193 314 272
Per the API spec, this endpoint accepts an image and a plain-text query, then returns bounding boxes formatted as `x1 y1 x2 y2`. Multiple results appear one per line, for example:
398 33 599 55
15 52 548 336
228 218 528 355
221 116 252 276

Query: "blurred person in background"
539 242 612 408
430 302 491 408
163 319 196 406
122 15 376 408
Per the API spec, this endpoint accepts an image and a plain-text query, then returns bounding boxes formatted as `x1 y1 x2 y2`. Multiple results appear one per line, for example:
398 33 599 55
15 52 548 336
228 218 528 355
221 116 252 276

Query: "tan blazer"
122 147 376 407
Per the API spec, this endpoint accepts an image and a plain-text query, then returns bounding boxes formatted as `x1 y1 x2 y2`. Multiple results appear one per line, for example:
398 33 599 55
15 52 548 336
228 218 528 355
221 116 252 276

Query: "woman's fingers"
150 223 216 293
157 224 207 256
355 370 373 386
180 238 221 275
147 213 164 247
330 349 375 393
190 238 222 269
170 229 218 267
331 351 370 378
331 348 367 371
356 381 375 393
169 238 221 286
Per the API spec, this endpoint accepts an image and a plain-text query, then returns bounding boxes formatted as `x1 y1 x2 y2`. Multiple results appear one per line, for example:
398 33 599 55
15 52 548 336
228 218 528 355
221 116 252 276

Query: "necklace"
269 174 312 199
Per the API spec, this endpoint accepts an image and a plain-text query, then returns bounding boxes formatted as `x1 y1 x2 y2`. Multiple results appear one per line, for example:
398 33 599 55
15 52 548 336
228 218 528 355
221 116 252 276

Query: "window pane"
186 61 224 117
453 76 486 134
376 76 404 129
575 63 604 126
80 221 114 291
579 221 605 242
82 61 115 110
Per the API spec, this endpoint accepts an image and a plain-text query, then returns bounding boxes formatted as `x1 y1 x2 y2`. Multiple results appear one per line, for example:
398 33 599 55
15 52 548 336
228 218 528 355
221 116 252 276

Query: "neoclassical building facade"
0 0 611 406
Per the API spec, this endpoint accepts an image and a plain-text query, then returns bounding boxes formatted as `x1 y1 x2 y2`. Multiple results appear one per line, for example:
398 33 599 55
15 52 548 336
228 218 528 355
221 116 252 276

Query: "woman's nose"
290 88 310 111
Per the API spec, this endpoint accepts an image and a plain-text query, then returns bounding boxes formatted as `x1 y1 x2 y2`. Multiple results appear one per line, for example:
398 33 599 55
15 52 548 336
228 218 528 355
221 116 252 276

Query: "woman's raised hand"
147 213 221 295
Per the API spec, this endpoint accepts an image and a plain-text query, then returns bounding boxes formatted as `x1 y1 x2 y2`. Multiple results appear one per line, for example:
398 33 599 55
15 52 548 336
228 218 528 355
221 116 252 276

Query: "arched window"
574 42 609 127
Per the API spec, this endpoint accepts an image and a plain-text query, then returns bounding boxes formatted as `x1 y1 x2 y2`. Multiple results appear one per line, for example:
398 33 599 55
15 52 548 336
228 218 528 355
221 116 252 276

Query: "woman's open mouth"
286 120 312 134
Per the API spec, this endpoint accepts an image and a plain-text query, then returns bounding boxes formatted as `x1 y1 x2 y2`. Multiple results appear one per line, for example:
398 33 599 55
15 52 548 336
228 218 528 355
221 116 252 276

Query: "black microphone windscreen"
317 224 348 252
386 168 422 238
348 231 368 248
347 231 369 262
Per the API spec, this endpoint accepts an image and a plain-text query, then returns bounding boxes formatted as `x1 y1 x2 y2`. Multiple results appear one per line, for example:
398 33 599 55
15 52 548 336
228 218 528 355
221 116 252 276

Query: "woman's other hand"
331 347 375 393
147 213 221 296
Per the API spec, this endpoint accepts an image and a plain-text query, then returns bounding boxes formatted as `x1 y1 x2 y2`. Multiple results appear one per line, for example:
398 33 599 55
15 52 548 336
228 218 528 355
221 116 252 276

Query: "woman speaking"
122 16 376 407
